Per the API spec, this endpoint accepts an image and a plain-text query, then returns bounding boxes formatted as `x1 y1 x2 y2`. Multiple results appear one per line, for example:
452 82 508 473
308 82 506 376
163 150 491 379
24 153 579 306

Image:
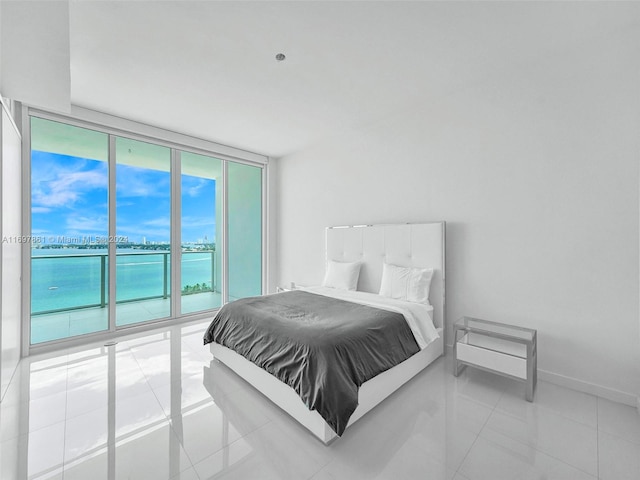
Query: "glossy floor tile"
1 319 639 479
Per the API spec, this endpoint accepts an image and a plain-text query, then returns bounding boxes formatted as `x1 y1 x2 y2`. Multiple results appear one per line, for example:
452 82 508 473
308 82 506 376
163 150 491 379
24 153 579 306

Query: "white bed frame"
209 222 446 444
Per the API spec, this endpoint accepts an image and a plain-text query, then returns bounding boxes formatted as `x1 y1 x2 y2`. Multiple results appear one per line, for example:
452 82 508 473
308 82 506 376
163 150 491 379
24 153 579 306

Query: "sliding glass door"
115 137 172 326
180 152 222 314
30 118 109 343
28 114 264 346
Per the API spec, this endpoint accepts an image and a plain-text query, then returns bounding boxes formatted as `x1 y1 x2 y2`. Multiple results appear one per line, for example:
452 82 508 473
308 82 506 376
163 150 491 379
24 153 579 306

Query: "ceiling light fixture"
275 53 286 62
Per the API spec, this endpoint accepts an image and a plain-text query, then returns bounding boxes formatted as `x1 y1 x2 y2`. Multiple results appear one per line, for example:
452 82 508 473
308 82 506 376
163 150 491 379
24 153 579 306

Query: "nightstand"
453 316 537 401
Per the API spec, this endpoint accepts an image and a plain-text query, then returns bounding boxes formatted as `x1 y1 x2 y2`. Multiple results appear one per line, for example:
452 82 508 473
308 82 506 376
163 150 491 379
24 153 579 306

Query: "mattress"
299 286 439 349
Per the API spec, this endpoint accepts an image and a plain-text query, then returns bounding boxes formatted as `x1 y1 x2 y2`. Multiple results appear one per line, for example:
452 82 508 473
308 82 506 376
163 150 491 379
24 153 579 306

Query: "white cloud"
66 215 108 233
32 207 52 214
184 178 208 197
32 164 107 208
116 166 170 198
143 217 170 228
182 216 215 228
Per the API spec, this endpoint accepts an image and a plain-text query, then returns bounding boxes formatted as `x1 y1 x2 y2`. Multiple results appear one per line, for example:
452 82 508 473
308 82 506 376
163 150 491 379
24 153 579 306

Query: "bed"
204 222 445 444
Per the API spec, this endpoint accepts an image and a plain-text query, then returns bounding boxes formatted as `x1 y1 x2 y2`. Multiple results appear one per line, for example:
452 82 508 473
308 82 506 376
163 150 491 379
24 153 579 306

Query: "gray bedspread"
203 290 420 436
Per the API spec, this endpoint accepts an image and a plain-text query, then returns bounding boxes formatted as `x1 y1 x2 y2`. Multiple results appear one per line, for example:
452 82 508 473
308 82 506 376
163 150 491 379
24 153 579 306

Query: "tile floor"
1 319 639 480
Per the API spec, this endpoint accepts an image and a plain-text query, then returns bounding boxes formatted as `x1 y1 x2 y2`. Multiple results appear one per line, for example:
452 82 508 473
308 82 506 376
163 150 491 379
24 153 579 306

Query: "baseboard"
445 343 639 410
538 369 637 408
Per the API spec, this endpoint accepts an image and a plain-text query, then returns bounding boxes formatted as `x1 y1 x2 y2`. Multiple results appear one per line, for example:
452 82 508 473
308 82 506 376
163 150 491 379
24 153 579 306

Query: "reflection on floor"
30 292 221 344
1 319 639 479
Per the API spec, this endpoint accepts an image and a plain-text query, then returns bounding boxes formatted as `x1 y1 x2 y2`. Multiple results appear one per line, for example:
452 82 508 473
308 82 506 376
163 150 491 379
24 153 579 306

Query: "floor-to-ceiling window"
30 118 110 343
28 113 265 347
180 152 222 315
228 162 262 302
115 137 172 326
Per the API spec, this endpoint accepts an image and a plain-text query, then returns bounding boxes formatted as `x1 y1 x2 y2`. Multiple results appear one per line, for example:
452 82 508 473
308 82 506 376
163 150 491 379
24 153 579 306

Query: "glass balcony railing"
31 251 217 316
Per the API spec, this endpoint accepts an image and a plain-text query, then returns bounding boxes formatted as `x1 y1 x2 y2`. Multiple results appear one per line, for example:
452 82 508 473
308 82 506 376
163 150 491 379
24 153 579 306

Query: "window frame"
22 106 269 355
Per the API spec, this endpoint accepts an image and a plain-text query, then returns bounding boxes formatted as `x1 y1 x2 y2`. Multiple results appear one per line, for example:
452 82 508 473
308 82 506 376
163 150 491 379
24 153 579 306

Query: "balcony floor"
31 292 221 344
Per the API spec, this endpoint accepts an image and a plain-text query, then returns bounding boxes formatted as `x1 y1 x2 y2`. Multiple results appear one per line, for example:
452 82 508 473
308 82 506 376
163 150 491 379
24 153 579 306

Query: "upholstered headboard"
325 222 446 330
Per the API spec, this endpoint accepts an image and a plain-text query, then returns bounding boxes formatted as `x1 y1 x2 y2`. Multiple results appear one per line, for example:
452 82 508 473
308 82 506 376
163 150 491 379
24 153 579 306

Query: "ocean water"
31 248 216 314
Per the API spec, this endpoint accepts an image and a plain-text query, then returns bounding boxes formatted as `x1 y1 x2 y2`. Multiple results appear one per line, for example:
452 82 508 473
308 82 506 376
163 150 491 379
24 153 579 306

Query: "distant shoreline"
32 242 215 251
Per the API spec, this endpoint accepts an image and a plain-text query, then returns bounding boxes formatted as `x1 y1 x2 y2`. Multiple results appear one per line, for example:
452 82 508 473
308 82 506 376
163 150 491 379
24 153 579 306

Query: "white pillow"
322 260 361 291
379 262 433 304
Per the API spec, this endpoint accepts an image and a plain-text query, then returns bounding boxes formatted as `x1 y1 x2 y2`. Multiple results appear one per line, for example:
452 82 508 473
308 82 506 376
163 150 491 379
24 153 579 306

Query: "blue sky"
31 151 216 245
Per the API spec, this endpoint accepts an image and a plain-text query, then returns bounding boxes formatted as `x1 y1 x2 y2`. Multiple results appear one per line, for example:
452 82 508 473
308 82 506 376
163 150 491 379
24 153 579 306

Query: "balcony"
31 250 220 344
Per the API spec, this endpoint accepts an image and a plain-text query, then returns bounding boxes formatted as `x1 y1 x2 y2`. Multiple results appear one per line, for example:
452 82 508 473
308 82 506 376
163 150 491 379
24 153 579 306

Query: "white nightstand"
454 316 537 401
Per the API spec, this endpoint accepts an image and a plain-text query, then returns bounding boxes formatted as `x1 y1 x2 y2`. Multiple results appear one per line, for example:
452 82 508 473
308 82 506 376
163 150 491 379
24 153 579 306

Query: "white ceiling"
67 1 637 158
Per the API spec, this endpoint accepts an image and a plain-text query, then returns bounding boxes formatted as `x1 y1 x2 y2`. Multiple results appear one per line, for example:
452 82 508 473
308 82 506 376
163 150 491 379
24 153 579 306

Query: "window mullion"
108 135 116 332
221 160 228 305
171 149 181 319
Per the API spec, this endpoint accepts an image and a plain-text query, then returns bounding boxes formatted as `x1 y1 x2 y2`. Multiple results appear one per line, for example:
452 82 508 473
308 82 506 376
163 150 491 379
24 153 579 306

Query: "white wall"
0 0 70 113
277 20 640 402
1 99 22 400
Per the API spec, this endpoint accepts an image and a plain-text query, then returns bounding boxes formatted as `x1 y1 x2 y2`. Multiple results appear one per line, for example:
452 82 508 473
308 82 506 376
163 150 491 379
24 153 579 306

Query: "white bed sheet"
299 286 439 350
